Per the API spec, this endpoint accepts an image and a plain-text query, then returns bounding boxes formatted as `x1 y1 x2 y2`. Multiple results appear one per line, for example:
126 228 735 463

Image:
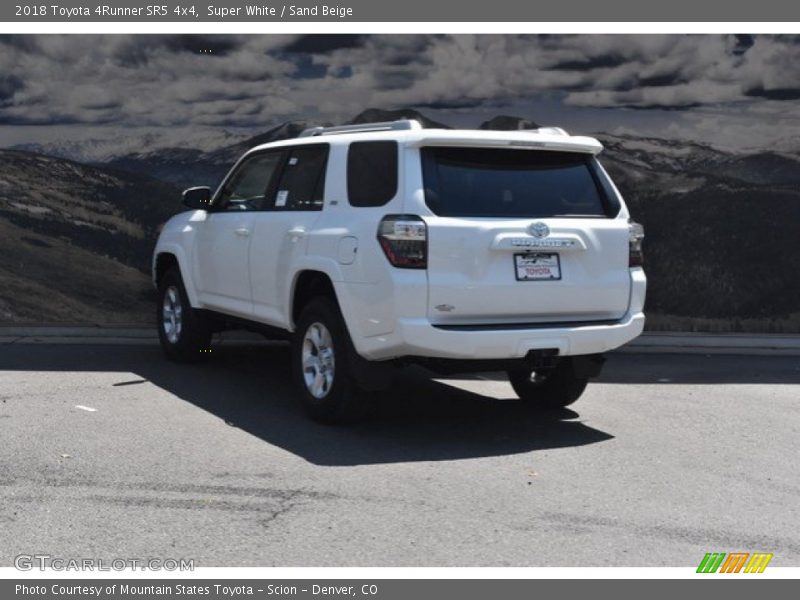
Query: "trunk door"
425 216 631 325
419 146 631 325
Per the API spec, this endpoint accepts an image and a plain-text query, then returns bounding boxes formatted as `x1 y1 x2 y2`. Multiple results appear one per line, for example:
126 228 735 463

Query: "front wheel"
157 266 211 362
507 358 589 409
291 297 367 424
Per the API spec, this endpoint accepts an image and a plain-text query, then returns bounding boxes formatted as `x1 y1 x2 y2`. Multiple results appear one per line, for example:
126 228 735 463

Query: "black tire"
507 358 589 409
291 297 367 424
156 266 212 362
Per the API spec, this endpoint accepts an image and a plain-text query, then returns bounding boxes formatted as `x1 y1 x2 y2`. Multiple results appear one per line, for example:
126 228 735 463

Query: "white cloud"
0 34 799 150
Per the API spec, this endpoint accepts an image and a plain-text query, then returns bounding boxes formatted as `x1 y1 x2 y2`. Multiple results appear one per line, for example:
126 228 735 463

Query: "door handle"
288 227 306 239
234 227 250 237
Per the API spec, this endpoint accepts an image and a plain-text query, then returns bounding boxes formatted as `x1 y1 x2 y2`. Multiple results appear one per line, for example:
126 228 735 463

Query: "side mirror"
182 186 212 210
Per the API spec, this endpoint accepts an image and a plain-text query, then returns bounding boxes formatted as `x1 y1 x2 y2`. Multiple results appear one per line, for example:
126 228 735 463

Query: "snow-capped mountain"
11 128 251 165
596 132 800 188
106 110 448 188
2 109 799 330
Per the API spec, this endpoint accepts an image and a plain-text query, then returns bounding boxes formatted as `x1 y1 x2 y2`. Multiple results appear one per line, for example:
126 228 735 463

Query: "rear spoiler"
407 133 603 155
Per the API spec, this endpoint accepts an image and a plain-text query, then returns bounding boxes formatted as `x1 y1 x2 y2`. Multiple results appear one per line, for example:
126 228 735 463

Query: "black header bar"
3 0 800 22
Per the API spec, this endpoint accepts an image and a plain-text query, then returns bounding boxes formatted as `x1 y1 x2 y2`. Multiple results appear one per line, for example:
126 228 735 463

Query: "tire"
156 266 212 362
507 358 589 409
291 297 367 424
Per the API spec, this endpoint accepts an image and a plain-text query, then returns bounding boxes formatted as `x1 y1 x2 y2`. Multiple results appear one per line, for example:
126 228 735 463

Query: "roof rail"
298 119 423 138
535 126 569 136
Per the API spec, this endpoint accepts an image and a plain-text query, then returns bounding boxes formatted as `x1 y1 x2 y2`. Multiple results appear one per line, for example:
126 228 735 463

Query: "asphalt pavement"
1 341 798 566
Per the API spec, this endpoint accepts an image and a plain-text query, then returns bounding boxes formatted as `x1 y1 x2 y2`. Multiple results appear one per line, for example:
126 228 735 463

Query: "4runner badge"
529 222 550 238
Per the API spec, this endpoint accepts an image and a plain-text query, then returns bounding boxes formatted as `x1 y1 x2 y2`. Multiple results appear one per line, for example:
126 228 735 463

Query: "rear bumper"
356 311 645 360
345 267 646 361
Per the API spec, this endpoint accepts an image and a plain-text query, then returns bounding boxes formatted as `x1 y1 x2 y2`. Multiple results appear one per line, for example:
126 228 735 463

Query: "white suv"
153 119 646 422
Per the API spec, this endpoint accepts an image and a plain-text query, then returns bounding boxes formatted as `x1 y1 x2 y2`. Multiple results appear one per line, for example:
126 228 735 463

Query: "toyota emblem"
529 222 550 238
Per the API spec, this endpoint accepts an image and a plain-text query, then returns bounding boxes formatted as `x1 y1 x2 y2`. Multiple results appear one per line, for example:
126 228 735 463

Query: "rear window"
421 147 616 218
347 141 398 207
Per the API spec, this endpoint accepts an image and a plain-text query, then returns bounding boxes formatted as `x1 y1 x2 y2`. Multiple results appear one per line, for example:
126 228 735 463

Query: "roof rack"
298 119 423 138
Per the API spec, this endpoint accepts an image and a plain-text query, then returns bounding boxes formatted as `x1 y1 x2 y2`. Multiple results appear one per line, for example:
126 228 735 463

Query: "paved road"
1 342 798 567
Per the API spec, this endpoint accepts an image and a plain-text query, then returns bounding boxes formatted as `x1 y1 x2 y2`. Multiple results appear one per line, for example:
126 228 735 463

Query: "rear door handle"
234 227 250 237
288 227 306 239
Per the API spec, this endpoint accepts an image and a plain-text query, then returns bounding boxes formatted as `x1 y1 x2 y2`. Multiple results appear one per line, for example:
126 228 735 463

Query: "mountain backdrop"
2 108 799 332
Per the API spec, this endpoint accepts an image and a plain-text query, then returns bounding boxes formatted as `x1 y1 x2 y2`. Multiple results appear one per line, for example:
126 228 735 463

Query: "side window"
270 144 329 211
347 141 398 207
216 152 283 211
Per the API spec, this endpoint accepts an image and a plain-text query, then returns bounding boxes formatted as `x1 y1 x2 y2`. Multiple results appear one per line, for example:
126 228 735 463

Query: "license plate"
514 253 561 281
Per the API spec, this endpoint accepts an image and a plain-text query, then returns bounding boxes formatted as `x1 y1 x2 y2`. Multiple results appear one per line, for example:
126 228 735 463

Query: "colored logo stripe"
744 553 773 573
697 552 773 573
720 553 749 573
697 553 726 573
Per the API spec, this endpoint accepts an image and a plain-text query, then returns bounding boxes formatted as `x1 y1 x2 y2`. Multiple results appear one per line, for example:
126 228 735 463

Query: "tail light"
377 215 427 269
629 221 645 267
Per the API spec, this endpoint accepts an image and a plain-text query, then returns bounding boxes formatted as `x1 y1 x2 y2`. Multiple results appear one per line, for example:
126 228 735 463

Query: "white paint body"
153 126 646 361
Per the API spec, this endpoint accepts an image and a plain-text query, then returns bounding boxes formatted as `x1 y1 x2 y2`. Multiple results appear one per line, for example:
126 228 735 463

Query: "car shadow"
0 341 614 466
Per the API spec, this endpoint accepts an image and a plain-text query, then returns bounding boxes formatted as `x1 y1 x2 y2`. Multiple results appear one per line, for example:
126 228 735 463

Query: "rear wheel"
291 297 367 424
507 358 588 408
157 266 211 362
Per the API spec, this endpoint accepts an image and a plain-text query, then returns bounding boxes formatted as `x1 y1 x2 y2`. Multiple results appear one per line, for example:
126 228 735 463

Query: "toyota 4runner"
153 119 646 422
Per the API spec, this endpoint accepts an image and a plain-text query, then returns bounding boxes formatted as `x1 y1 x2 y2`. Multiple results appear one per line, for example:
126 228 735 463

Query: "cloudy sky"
1 34 800 151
